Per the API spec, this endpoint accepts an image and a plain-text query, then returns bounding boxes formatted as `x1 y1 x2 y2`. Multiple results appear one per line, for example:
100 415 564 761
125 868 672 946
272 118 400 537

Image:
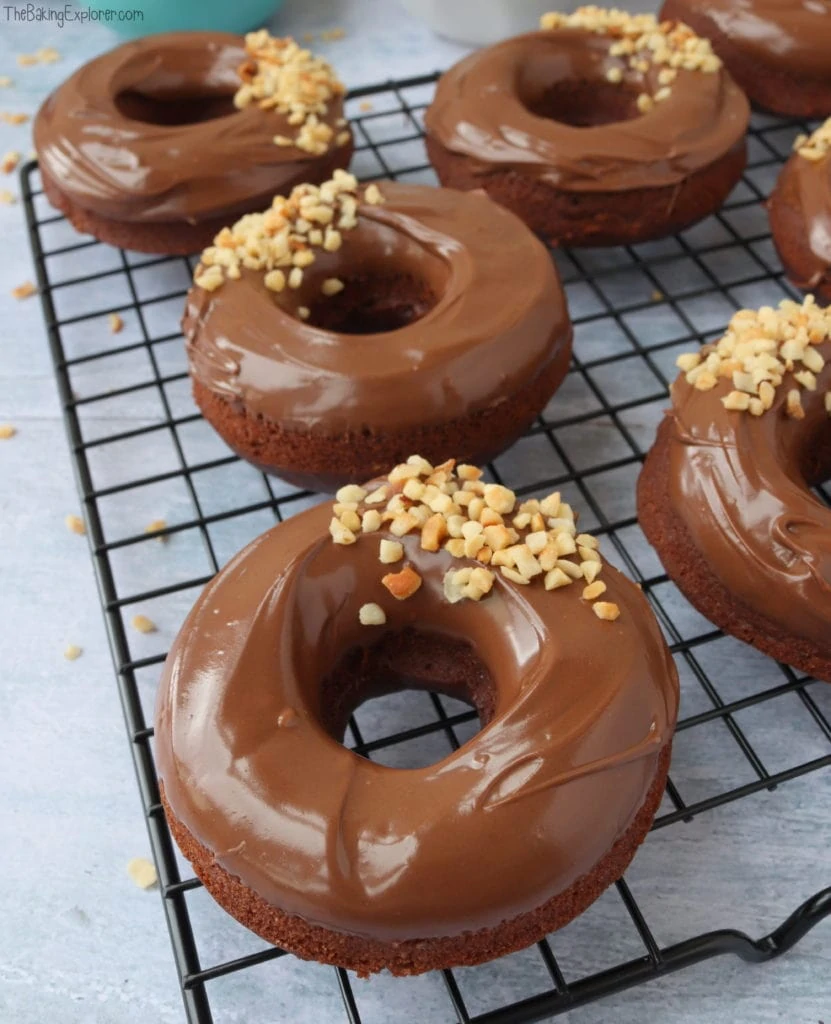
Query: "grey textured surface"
0 2 829 1023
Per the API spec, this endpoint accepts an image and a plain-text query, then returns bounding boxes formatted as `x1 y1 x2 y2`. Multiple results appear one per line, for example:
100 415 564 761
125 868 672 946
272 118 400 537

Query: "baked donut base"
660 0 831 118
425 135 747 248
768 160 831 304
160 743 670 977
39 144 353 256
191 338 572 492
638 417 831 683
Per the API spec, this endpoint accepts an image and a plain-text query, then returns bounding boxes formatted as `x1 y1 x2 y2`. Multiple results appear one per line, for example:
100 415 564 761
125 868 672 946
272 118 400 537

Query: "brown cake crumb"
233 32 346 155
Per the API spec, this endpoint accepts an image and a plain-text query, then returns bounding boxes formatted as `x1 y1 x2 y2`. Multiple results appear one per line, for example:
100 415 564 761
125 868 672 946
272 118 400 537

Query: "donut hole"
304 272 438 334
114 88 237 126
319 629 495 767
522 79 642 127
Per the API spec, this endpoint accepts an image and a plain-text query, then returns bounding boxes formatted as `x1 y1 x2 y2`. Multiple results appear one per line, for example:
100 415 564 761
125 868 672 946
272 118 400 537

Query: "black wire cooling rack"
21 72 831 1023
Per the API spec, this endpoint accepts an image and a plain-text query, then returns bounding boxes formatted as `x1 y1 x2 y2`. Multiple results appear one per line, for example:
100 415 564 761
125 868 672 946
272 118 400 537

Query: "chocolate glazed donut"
424 11 749 247
156 462 679 976
184 181 573 492
769 122 831 302
33 32 352 255
638 298 831 682
660 0 831 118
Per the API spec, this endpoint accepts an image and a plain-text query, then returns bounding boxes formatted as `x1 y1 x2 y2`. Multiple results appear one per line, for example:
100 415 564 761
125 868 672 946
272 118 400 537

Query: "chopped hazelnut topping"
0 77 12 88
593 602 621 622
359 602 386 625
325 456 616 617
382 565 423 600
16 53 38 67
379 538 404 564
11 280 35 300
65 514 85 535
63 644 82 661
108 313 124 334
233 32 346 155
0 189 15 204
127 857 158 890
676 296 831 417
35 47 60 64
131 614 157 634
795 118 831 162
194 172 383 306
541 7 721 113
0 112 28 125
0 424 17 439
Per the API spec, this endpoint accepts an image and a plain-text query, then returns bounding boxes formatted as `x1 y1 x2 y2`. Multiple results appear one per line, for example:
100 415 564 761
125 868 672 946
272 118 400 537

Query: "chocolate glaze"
663 349 831 646
155 500 678 941
423 29 749 192
184 183 572 433
33 32 347 224
687 0 831 79
785 151 831 289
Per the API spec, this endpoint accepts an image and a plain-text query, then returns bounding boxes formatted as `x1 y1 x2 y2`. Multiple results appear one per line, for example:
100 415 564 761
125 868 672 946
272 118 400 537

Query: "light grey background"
0 2 829 1023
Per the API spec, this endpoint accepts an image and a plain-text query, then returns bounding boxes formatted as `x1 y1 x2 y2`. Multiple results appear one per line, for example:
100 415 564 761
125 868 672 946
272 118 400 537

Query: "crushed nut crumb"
593 601 621 621
675 296 831 417
16 53 37 67
0 112 28 125
1 150 20 174
65 513 85 535
359 602 386 625
233 31 345 155
126 857 158 890
541 7 721 113
0 76 12 88
63 644 82 661
11 280 35 299
194 172 383 307
108 313 124 334
131 614 157 634
0 423 16 439
144 519 167 540
0 189 14 204
794 118 831 162
382 564 423 600
327 457 617 618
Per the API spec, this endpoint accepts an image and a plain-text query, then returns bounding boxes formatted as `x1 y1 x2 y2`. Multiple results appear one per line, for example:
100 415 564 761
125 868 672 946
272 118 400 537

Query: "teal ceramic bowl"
80 0 284 39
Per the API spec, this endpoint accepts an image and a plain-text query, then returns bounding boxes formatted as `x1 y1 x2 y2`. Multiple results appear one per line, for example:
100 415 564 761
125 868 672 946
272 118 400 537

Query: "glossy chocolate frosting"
663 347 831 645
183 183 572 433
33 32 347 224
784 151 831 290
687 0 831 79
155 500 678 941
424 29 749 192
